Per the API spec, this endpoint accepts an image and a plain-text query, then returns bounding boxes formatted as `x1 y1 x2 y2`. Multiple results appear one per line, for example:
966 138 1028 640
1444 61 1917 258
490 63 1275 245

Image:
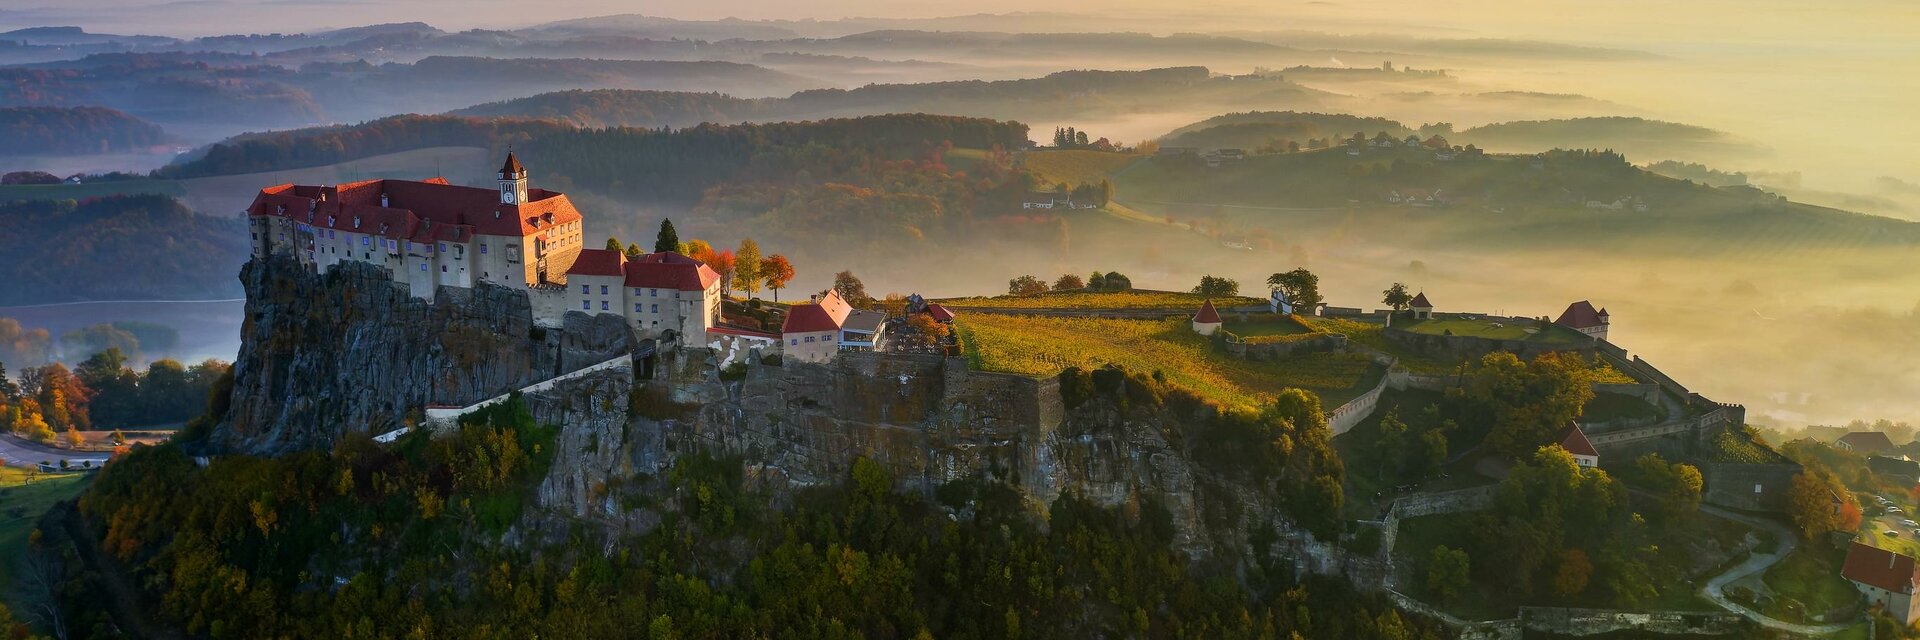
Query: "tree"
1630 453 1703 523
64 426 83 447
1376 408 1408 477
1192 275 1239 298
1052 274 1084 291
904 313 951 351
707 251 736 295
685 239 714 264
626 243 644 258
833 271 873 308
604 237 623 252
761 255 795 302
1382 283 1414 311
1788 468 1859 540
1427 546 1470 601
1553 549 1593 597
1075 130 1090 147
654 219 680 253
1464 352 1598 459
0 361 14 401
734 238 763 297
1008 275 1048 296
1265 268 1323 315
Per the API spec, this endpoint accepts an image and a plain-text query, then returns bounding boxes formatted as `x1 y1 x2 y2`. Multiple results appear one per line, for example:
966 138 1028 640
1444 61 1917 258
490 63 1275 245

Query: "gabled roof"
782 290 853 334
567 248 625 277
1557 422 1598 457
1843 542 1920 594
623 251 720 291
1410 292 1432 309
1839 431 1897 453
1194 299 1222 324
926 303 955 322
247 177 582 240
1555 300 1607 328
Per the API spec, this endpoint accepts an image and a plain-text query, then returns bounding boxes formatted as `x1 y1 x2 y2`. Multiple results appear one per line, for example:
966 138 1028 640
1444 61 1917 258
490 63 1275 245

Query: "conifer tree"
654 219 680 253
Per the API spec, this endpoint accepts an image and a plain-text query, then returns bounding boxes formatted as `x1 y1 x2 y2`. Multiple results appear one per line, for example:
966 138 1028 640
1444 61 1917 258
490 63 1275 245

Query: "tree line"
0 348 229 443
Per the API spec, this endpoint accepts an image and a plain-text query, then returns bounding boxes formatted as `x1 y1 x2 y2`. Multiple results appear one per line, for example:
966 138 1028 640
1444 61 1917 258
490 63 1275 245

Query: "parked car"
1887 530 1902 538
1902 519 1917 527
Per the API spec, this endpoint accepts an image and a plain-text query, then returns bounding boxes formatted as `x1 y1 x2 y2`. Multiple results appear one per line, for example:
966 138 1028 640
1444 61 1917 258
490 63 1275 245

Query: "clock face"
502 188 515 204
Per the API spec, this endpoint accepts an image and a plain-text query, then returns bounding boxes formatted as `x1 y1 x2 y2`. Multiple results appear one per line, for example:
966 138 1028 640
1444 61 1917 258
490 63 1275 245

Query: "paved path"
1696 503 1855 636
0 433 109 469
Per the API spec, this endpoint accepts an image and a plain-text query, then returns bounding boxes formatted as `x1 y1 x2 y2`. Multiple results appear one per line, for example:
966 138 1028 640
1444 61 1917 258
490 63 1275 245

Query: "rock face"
209 255 631 455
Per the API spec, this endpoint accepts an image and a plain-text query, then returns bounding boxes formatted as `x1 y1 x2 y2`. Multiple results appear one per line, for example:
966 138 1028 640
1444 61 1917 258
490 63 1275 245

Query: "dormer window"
353 216 361 229
380 193 390 207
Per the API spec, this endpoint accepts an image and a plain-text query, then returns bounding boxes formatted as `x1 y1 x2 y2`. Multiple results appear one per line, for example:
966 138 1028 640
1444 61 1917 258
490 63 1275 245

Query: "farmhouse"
1837 431 1897 455
1554 300 1610 341
1842 542 1920 625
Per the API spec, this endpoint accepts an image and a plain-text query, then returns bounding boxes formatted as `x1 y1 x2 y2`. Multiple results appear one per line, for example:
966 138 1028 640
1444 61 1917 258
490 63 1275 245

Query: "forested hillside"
0 106 167 155
1455 116 1763 160
156 115 575 178
0 195 247 304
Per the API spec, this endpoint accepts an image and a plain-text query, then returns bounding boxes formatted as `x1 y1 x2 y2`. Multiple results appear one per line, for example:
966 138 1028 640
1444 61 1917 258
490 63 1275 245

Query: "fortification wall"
1225 333 1348 360
1383 326 1597 362
1701 462 1801 512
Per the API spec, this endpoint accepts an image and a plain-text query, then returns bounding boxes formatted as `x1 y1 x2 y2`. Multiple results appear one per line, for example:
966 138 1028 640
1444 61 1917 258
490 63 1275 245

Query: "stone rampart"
1700 462 1801 513
1516 607 1746 636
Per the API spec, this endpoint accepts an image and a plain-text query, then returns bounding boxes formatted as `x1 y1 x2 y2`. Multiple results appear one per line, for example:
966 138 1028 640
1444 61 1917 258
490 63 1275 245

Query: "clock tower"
498 151 528 205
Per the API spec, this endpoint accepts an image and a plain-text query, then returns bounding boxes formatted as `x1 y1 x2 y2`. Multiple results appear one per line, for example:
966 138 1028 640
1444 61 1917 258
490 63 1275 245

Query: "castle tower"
498 151 528 205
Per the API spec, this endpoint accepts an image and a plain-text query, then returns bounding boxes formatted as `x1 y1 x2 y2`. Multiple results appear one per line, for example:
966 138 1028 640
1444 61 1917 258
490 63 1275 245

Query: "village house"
781 290 855 363
562 248 724 341
1558 422 1600 467
1842 542 1920 625
1837 431 1898 455
1554 300 1610 341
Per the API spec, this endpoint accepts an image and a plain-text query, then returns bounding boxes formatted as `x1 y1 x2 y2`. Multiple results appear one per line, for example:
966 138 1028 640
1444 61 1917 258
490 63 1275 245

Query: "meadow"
954 314 1381 410
940 290 1264 311
1396 317 1592 345
1019 149 1141 187
0 466 89 599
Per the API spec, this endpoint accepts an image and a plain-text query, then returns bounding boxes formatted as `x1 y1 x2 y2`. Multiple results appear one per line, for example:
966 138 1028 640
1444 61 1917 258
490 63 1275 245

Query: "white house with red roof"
782 290 855 363
562 248 724 340
1192 299 1223 335
1554 300 1610 341
1557 422 1599 467
247 152 586 301
1409 292 1434 320
1843 541 1920 624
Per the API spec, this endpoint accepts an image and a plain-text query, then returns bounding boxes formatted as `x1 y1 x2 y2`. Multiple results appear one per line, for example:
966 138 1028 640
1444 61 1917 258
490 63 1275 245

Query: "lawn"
939 290 1264 311
0 179 184 203
1020 149 1141 186
954 314 1382 410
1298 315 1465 375
1396 317 1593 345
1761 546 1863 623
1223 314 1312 339
0 466 90 599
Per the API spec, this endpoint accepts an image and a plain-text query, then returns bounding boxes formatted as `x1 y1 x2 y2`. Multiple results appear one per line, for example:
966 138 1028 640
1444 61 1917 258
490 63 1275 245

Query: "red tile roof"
1193 299 1222 324
783 290 853 334
623 251 720 291
926 303 955 322
567 248 626 277
1843 541 1920 594
1555 300 1607 329
1839 431 1897 453
1557 422 1598 457
246 177 583 242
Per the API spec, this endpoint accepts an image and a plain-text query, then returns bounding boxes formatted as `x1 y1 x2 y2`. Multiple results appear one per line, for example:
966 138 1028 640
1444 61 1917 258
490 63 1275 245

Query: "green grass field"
0 179 184 203
1761 546 1863 623
1396 317 1592 345
954 314 1383 410
1223 314 1311 338
1020 149 1141 187
939 290 1264 311
0 466 90 599
1298 316 1465 375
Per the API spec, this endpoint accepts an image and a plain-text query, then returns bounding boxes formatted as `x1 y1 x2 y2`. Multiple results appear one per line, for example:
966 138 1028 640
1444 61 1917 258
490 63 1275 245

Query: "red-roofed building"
1843 541 1920 623
1556 422 1599 467
1410 292 1434 320
1554 300 1610 341
1192 299 1223 335
247 152 586 301
562 249 724 340
783 290 855 363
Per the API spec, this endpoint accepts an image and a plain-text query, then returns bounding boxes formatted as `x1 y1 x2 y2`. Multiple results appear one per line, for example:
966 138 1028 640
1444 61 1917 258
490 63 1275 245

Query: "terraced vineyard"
940 290 1263 311
1019 149 1141 186
955 314 1381 410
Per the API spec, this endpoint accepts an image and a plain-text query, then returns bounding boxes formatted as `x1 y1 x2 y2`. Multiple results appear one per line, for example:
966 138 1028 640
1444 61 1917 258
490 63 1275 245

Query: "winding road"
1697 503 1854 636
0 433 109 469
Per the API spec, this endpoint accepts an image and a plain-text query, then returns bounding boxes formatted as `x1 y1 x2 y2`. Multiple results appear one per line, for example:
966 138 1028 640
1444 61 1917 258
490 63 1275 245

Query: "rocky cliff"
209 255 631 455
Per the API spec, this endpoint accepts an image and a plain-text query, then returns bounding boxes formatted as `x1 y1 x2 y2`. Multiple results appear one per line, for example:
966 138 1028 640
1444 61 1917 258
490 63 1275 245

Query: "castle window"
362 237 370 246
634 303 643 313
481 244 489 254
441 265 448 273
805 337 815 343
651 304 658 313
791 339 798 346
601 301 609 311
650 289 658 297
600 285 608 295
439 243 446 252
420 263 427 272
581 301 590 310
581 285 589 294
633 288 642 296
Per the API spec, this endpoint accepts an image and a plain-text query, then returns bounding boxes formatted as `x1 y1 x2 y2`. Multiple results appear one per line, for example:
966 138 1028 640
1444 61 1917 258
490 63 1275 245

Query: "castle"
248 153 725 343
